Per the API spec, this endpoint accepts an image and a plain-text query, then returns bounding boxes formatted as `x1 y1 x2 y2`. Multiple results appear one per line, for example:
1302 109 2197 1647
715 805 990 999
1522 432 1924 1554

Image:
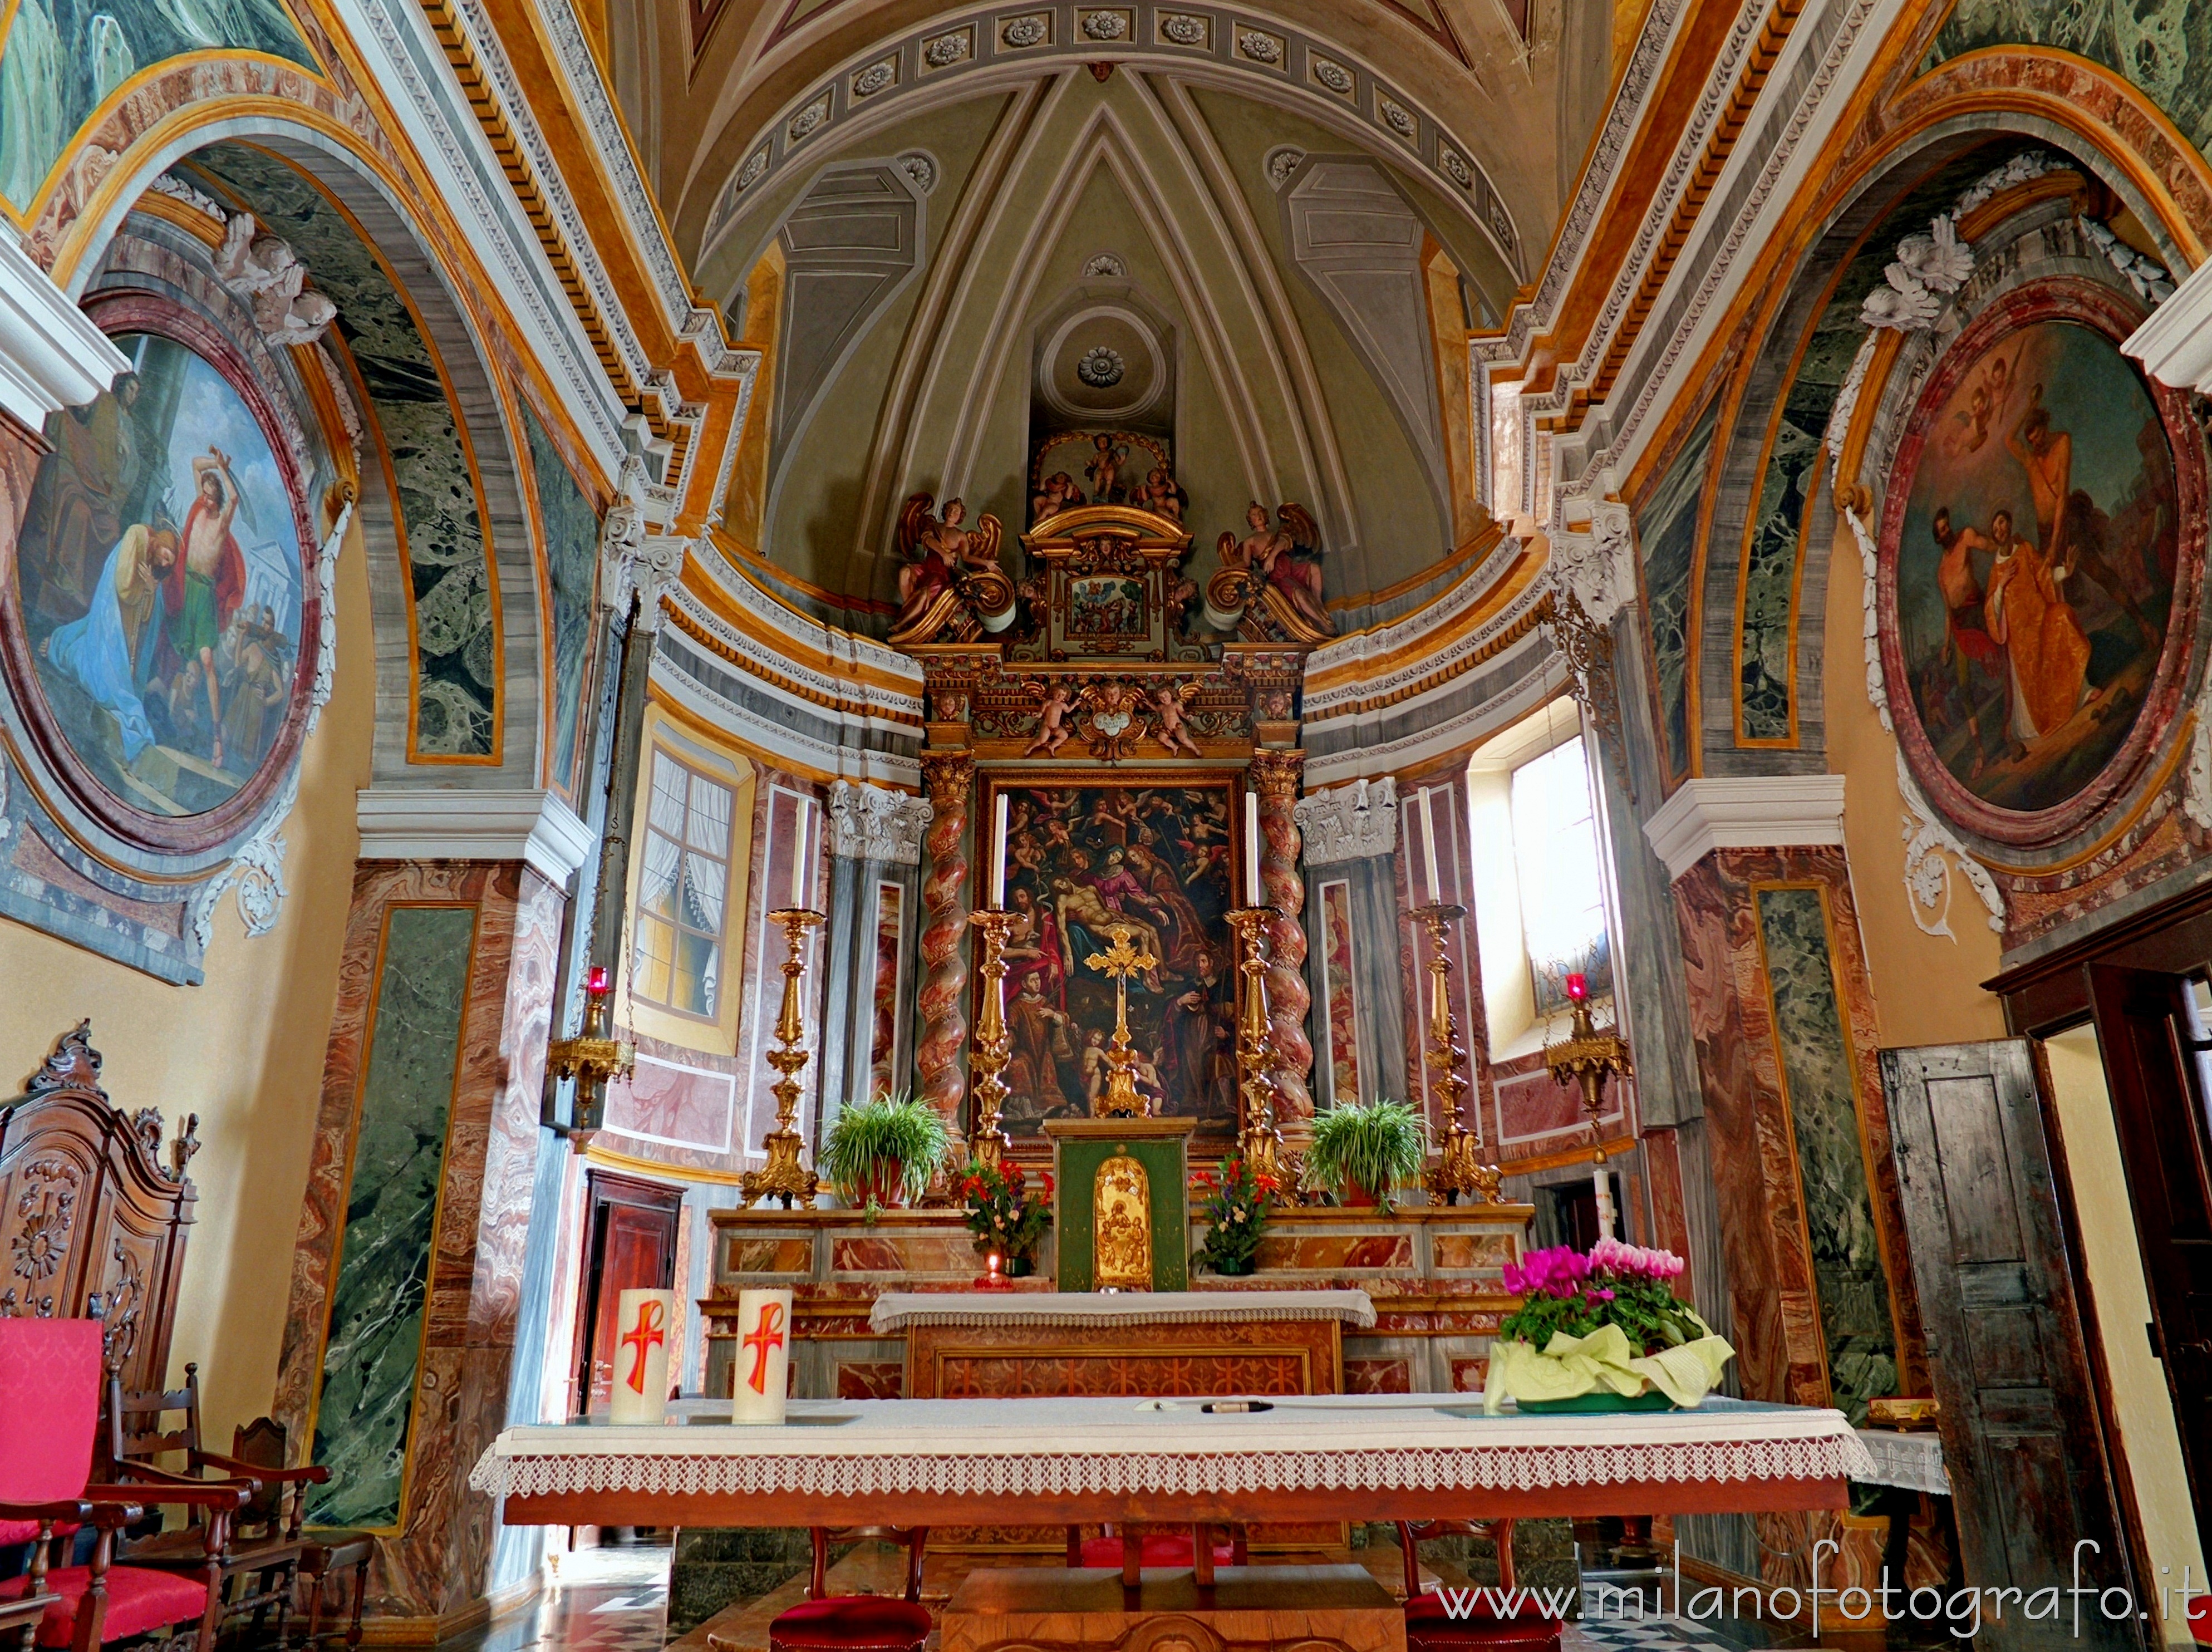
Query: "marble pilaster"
1295 779 1407 1109
916 755 974 1129
818 781 931 1133
275 853 564 1633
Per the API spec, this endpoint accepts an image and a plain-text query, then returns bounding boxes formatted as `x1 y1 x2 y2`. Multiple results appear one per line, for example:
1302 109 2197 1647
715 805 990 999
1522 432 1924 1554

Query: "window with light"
1507 735 1613 1016
632 750 736 1019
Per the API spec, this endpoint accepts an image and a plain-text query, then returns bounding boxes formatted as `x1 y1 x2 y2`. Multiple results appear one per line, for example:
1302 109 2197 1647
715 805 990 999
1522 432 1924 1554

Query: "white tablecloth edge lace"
471 1438 1879 1498
1852 1428 1948 1494
867 1290 1379 1332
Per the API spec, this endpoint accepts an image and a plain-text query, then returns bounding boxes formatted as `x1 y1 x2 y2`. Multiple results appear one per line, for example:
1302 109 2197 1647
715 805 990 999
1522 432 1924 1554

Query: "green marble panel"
1753 886 1898 1424
307 903 478 1527
1634 400 1719 782
522 405 599 793
1928 2 2212 157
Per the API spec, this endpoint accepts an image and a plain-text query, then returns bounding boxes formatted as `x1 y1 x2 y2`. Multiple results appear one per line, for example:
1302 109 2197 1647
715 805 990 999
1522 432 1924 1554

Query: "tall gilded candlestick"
967 907 1016 1169
1409 903 1502 1205
1226 907 1282 1184
740 908 826 1208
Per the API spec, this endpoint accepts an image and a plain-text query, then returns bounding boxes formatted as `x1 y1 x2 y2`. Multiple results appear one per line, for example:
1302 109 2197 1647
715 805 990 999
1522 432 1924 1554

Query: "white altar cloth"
1852 1428 1948 1494
867 1290 1378 1334
469 1393 1878 1501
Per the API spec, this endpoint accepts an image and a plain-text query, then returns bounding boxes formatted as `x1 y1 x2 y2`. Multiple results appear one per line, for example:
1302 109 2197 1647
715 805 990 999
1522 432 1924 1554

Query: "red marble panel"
1344 1358 1411 1394
836 1362 904 1400
936 1352 1311 1397
1431 1233 1514 1270
604 1054 737 1153
1252 1233 1414 1271
725 1237 815 1275
1448 1358 1487 1393
830 1235 977 1275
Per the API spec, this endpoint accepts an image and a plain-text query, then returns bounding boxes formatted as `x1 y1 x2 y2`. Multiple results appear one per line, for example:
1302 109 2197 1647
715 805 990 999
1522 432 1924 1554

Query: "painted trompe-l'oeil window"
632 749 737 1019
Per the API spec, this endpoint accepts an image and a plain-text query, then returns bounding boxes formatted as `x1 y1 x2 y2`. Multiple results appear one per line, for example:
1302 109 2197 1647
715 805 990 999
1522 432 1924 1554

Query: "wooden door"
1880 1041 2141 1651
2085 967 2212 1542
572 1172 681 1414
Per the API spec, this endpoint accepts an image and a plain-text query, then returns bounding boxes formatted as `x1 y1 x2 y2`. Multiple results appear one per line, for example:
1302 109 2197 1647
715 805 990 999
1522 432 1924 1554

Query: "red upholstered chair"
756 1527 929 1652
1399 1520 1564 1652
0 1320 241 1652
1064 1525 1245 1584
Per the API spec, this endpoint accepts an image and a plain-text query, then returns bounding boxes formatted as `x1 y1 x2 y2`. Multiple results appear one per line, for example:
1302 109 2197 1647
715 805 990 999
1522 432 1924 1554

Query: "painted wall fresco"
18 331 305 812
1753 884 1898 1424
1318 877 1361 1104
0 0 314 212
991 781 1238 1140
1928 1 2212 155
188 145 498 758
306 902 477 1528
1887 298 2177 817
1634 400 1720 782
521 405 597 794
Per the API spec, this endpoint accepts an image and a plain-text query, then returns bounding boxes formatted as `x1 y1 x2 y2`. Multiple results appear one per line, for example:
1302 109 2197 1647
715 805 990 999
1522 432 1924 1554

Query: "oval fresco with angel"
1878 278 2201 839
12 328 312 823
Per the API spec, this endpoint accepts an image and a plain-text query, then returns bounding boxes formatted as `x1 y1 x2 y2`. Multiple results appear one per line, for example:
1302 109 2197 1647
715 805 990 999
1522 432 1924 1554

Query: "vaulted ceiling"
602 0 1619 624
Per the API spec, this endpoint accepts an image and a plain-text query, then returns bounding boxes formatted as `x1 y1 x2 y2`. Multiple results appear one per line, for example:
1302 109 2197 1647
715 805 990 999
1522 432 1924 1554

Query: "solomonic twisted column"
1251 749 1312 1134
916 754 975 1129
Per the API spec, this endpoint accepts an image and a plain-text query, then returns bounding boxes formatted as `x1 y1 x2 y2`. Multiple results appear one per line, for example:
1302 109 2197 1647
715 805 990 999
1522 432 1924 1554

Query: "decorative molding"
1544 499 1634 623
355 788 596 883
692 538 925 689
1898 749 2002 939
827 779 932 864
1294 776 1398 865
0 232 129 427
2126 246 2212 390
305 493 355 738
191 769 300 948
652 643 922 788
1641 775 1847 882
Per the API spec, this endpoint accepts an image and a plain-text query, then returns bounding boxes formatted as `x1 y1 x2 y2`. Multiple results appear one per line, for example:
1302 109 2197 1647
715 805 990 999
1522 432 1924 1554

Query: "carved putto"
1208 501 1334 642
214 213 337 346
888 492 1012 646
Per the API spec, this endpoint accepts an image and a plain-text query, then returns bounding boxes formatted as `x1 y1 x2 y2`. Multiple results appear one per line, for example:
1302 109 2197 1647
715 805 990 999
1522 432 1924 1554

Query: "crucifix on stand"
1083 922 1159 1118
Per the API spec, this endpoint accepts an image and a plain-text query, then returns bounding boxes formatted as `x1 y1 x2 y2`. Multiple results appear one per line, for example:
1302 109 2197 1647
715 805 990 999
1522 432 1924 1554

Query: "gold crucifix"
1084 921 1158 1117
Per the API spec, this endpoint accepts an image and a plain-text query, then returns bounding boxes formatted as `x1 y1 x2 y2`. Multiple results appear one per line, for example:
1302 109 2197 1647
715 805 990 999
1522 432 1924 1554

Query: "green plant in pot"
1304 1097 1427 1210
819 1092 955 1211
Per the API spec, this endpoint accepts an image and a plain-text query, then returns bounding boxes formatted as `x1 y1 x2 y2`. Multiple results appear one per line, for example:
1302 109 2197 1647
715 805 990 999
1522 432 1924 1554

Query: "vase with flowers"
1189 1156 1280 1276
958 1158 1052 1277
1483 1238 1734 1413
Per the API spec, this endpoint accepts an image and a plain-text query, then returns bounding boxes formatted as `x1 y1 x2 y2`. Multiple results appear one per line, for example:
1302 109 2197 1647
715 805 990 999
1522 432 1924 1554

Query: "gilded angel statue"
1220 500 1333 637
891 492 1005 641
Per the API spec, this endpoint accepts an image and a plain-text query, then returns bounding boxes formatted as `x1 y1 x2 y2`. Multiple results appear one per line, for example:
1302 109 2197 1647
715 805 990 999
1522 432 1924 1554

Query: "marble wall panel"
305 902 478 1528
829 1235 976 1275
1431 1232 1514 1271
1344 1357 1413 1394
520 405 599 796
1251 1233 1415 1272
1632 400 1721 784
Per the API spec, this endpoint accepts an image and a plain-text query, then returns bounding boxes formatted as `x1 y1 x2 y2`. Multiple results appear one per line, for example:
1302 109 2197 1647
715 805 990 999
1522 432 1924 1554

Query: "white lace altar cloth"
867 1290 1378 1333
471 1394 1879 1501
1852 1428 1948 1494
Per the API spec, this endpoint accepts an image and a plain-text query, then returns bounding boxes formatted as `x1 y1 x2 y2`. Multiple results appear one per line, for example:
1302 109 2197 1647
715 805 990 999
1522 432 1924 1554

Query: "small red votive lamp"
978 1251 1011 1290
1565 972 1589 1002
587 964 610 997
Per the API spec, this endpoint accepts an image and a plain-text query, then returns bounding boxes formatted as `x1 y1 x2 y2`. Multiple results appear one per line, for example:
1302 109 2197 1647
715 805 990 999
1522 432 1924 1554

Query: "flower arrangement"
818 1092 955 1211
1303 1097 1428 1208
1189 1156 1280 1276
1485 1238 1734 1414
959 1157 1053 1274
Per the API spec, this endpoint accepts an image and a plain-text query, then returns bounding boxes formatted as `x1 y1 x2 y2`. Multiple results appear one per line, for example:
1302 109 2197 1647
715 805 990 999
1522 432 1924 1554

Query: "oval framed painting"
1876 276 2204 847
3 299 319 856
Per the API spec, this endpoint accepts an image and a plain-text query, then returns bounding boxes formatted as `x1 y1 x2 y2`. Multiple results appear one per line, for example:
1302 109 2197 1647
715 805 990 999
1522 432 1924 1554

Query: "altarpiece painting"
989 778 1240 1143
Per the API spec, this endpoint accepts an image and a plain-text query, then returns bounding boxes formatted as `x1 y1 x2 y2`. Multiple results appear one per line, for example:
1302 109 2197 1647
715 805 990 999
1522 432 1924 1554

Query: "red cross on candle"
743 1300 787 1396
619 1297 666 1395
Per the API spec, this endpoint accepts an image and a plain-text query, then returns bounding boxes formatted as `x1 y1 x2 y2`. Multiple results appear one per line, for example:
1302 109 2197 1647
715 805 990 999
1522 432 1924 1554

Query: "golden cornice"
661 602 927 729
1300 538 1544 704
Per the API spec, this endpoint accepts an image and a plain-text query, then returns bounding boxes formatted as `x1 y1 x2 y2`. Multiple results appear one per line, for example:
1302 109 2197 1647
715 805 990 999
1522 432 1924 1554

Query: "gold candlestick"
740 908 826 1208
1083 922 1158 1117
1226 907 1283 1183
967 907 1016 1169
1409 904 1502 1205
548 966 635 1133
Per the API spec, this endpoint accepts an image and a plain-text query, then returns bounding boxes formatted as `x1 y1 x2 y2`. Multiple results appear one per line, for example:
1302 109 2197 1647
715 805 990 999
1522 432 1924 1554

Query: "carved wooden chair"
750 1527 930 1652
100 1368 308 1650
1398 1520 1564 1651
1063 1524 1245 1584
0 1319 240 1652
223 1421 371 1652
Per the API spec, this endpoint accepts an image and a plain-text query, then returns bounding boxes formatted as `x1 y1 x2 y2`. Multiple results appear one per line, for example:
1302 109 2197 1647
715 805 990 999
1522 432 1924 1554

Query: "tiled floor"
469 1541 1939 1652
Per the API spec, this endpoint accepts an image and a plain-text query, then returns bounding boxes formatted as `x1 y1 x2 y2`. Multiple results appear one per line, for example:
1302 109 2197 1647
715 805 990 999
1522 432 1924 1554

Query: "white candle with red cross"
607 1288 676 1425
730 1287 794 1423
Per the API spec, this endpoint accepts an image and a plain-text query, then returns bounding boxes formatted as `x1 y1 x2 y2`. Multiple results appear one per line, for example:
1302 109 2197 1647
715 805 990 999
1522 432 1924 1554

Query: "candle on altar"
1594 1164 1616 1240
1418 789 1443 906
1244 789 1262 907
990 793 1009 908
790 807 807 907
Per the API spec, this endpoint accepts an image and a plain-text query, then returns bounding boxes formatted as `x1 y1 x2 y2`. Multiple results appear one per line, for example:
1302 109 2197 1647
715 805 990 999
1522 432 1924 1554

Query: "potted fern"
1304 1097 1427 1209
819 1092 955 1210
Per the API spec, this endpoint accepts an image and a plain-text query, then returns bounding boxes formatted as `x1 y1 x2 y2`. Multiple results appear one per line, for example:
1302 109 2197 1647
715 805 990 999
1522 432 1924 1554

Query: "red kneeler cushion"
0 1566 210 1648
766 1596 931 1652
1078 1534 1236 1569
1404 1592 1566 1652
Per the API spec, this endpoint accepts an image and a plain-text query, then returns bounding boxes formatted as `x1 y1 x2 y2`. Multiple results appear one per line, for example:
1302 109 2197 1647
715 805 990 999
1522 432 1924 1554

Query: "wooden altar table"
469 1392 1879 1530
869 1291 1375 1400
